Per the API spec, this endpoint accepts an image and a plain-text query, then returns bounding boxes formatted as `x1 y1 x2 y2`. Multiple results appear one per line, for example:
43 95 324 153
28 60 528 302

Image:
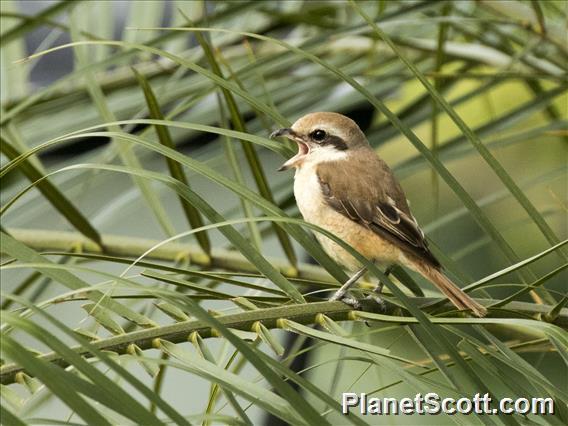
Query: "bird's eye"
311 129 327 142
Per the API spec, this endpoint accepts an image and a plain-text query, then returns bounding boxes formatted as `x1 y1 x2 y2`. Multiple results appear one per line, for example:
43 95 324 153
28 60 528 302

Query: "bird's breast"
292 163 402 271
293 164 359 270
293 164 327 224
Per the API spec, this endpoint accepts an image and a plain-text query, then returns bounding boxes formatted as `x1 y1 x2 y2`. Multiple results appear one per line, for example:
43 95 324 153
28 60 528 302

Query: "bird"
270 112 487 317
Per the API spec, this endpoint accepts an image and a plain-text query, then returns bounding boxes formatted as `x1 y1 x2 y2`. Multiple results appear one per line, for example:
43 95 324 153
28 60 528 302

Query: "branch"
1 300 566 385
4 228 323 280
2 228 567 385
0 301 351 385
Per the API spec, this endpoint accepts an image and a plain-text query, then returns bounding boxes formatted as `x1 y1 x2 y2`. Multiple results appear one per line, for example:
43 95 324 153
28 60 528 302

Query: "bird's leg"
329 266 367 303
364 265 394 308
373 265 394 296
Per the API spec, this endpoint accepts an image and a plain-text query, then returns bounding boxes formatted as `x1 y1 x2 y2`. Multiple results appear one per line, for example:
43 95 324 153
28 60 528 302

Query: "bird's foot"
364 281 386 312
336 296 361 310
364 293 386 312
330 267 390 312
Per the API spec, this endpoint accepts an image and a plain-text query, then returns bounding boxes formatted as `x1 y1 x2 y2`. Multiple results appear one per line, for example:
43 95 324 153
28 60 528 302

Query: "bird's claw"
365 281 387 312
364 293 386 312
330 272 387 312
337 296 361 310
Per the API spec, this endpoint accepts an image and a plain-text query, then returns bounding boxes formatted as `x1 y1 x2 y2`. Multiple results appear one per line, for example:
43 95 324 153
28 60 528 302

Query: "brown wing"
317 157 440 268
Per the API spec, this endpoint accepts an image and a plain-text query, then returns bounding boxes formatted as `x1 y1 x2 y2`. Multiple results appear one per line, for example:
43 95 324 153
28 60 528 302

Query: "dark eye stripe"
325 135 348 150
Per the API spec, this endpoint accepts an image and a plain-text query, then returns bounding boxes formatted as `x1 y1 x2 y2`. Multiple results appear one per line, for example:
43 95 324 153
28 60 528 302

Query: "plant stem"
1 299 566 386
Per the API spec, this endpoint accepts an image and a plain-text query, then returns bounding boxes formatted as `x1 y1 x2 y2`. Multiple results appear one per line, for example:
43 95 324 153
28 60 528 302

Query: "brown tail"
415 262 487 317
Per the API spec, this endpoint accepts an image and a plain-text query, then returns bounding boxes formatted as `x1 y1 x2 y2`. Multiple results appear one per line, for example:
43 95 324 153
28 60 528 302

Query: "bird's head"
270 112 368 171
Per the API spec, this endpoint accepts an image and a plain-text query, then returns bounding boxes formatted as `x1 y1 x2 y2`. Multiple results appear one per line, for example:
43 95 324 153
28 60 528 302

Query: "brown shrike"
271 112 486 317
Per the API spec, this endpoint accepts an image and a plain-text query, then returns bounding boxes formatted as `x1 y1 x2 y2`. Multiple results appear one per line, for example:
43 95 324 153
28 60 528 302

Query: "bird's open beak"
270 128 309 171
269 128 295 139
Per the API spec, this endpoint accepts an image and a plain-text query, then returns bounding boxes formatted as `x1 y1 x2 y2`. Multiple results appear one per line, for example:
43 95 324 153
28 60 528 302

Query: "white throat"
299 145 348 169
